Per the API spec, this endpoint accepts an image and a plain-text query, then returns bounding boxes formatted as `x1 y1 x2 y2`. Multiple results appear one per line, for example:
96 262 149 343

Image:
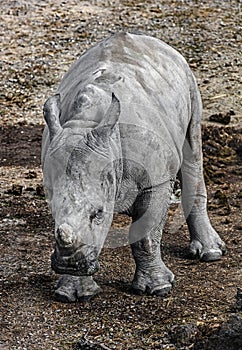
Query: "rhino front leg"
54 275 100 302
131 234 174 296
130 184 174 296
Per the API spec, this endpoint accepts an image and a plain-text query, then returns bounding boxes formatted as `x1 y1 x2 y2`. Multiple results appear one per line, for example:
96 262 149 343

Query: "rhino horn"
43 94 62 141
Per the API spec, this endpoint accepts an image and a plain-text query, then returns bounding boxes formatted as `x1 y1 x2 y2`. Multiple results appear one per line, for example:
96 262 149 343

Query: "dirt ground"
0 1 241 349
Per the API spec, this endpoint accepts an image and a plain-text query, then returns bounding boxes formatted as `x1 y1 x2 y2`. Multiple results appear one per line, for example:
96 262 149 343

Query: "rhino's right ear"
43 94 62 141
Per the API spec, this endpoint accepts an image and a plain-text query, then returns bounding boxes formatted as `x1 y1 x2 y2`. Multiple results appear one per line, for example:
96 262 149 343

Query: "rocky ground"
0 1 241 349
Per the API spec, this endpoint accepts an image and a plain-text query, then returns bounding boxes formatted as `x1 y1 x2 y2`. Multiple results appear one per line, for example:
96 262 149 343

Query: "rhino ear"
99 92 120 130
43 94 62 141
91 93 120 140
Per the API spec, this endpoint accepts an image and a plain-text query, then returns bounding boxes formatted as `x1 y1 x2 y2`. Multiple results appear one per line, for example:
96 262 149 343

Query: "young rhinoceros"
42 32 226 302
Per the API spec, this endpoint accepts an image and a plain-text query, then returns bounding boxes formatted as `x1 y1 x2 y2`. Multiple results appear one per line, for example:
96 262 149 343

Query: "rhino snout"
51 245 99 276
51 249 99 276
55 223 74 248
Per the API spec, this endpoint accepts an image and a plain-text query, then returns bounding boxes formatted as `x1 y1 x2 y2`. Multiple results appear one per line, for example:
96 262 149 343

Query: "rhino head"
43 93 121 276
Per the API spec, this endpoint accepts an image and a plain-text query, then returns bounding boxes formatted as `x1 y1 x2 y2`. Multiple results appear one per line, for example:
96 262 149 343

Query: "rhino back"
58 33 194 124
53 33 199 183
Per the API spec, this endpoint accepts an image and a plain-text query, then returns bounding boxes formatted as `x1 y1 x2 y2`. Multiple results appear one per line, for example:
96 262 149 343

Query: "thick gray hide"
42 33 226 302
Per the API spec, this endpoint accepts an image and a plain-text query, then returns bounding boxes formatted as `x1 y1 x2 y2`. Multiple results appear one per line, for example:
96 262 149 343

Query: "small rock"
73 335 105 349
25 186 35 192
212 189 231 215
214 189 228 204
36 184 45 197
236 145 242 159
232 287 242 312
209 112 232 125
194 315 242 350
25 170 37 179
170 322 198 347
7 184 23 196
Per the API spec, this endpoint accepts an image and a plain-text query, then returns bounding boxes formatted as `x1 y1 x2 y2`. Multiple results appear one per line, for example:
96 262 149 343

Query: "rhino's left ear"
43 94 63 141
103 92 120 129
91 93 120 140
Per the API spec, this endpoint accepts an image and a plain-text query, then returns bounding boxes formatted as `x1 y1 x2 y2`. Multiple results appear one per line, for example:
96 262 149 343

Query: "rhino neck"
62 119 99 130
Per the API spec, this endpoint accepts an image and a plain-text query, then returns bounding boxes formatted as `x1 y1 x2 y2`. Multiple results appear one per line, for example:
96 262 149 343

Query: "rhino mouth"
51 247 99 276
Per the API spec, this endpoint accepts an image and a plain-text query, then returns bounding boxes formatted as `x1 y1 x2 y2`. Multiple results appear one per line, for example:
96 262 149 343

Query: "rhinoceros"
42 32 226 302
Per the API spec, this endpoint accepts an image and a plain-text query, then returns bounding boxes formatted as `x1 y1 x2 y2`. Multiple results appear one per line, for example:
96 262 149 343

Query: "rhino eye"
90 208 104 224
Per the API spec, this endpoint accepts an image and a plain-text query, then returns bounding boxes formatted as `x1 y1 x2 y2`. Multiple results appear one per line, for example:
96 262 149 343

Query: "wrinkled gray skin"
42 33 226 302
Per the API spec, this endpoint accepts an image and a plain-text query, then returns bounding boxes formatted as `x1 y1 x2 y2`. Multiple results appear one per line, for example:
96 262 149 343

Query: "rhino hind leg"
179 93 226 261
180 167 227 262
54 275 100 302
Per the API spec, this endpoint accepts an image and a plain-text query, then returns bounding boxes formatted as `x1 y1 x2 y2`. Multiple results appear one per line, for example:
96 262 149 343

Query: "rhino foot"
189 228 226 262
132 265 175 297
54 275 100 302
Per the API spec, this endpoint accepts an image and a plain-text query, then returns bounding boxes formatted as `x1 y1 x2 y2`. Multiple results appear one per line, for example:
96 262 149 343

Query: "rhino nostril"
56 223 74 247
